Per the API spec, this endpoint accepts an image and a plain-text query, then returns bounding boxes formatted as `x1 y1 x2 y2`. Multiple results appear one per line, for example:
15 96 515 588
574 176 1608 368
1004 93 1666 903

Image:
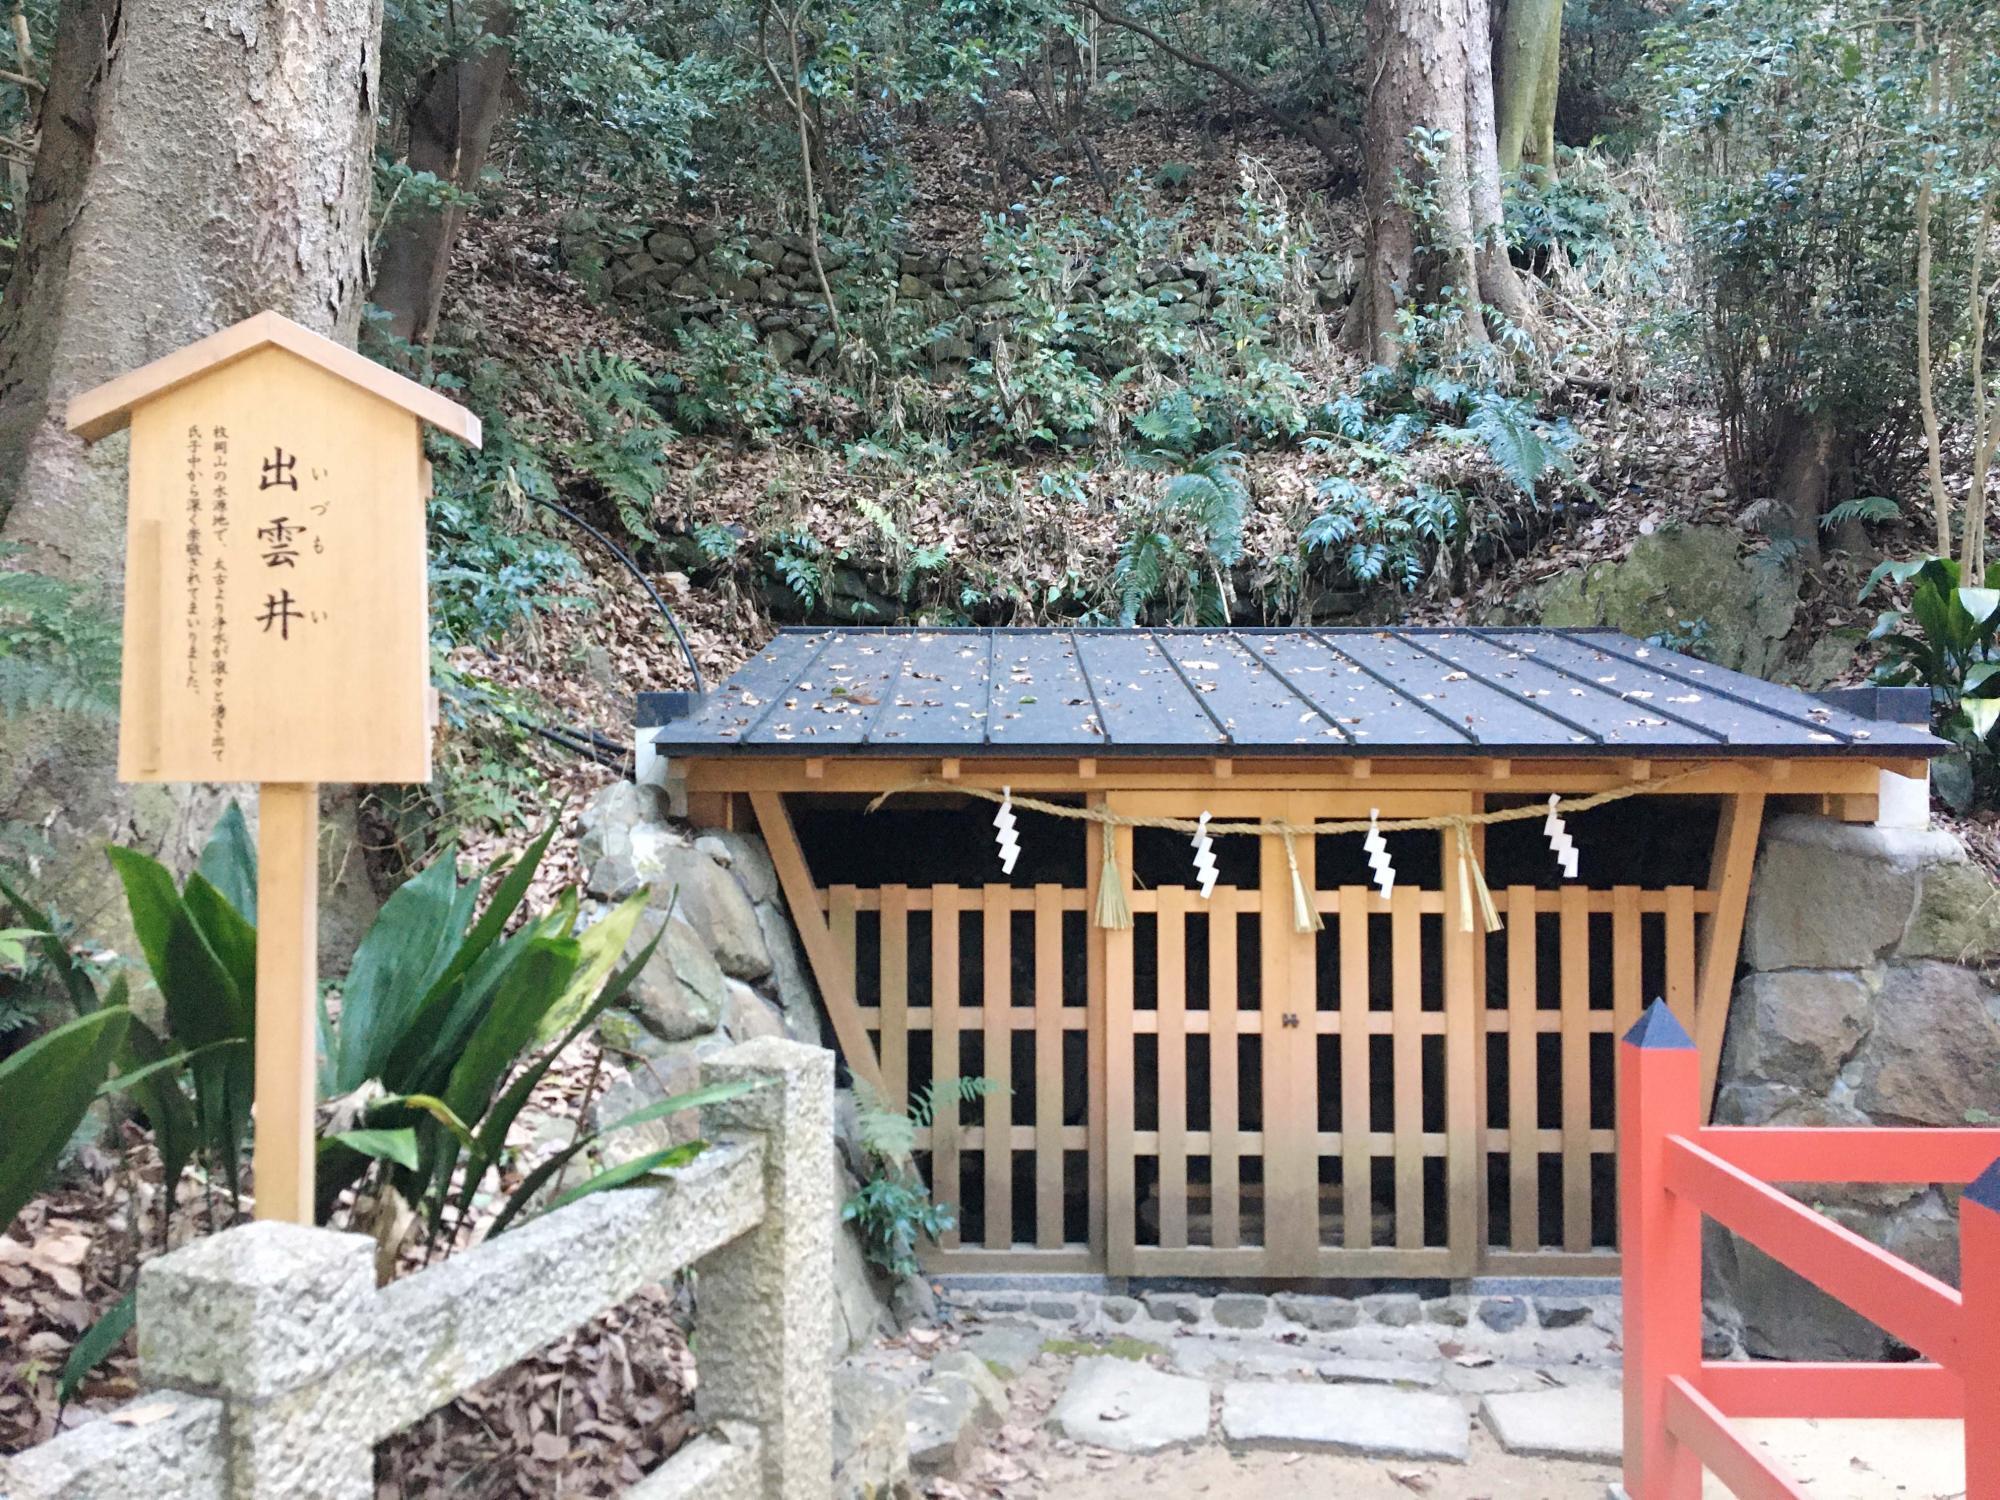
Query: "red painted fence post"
1964 1158 2000 1500
1620 999 1704 1500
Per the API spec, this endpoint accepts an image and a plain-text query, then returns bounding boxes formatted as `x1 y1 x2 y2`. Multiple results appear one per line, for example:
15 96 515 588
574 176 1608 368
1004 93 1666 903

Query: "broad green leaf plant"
1866 554 2000 809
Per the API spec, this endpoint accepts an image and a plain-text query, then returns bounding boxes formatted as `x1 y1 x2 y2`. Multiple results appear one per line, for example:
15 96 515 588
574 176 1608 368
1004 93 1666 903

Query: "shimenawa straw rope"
865 768 1701 935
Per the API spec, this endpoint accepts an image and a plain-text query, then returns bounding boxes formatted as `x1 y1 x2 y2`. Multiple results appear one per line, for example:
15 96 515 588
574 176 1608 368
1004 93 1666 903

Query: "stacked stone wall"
566 219 1352 374
1706 814 2000 1358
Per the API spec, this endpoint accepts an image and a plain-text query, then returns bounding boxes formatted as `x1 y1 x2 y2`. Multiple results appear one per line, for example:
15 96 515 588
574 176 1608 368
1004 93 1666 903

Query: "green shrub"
844 1075 999 1276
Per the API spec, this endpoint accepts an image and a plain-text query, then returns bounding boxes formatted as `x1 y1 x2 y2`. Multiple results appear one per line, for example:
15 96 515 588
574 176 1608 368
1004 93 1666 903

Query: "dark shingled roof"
649 627 1944 759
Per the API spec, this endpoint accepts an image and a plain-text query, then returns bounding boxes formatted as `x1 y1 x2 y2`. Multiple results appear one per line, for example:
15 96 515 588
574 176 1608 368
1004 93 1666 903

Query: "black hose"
532 496 706 693
508 713 629 771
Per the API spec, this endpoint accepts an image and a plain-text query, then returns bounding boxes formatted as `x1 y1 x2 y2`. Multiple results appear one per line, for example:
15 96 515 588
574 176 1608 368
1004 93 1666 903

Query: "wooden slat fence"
815 868 1715 1276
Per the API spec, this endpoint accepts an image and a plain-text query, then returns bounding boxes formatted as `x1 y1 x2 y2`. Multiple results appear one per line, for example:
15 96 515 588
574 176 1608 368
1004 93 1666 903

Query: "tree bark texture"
1344 0 1531 361
371 9 511 344
0 0 384 948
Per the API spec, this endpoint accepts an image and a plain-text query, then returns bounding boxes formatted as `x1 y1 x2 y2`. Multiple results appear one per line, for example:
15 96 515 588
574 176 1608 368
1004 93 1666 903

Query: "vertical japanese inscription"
256 447 326 645
184 426 202 692
210 425 230 760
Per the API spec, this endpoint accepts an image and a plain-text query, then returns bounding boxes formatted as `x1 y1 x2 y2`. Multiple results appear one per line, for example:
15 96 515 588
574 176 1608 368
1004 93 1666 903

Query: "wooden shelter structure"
649 626 1940 1281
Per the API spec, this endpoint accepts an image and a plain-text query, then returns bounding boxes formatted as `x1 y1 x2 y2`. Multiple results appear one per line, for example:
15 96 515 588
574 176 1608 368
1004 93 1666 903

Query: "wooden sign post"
68 313 480 1223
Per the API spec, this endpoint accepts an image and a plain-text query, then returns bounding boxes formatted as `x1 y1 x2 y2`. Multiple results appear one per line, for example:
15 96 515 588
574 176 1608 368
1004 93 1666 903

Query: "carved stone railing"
0 1038 834 1500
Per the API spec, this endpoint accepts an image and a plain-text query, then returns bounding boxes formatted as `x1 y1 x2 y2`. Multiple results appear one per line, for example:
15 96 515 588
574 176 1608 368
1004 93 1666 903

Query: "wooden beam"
681 756 1892 798
1696 790 1765 1116
1212 757 1234 778
1488 759 1512 780
1820 792 1879 823
747 790 884 1094
940 757 961 780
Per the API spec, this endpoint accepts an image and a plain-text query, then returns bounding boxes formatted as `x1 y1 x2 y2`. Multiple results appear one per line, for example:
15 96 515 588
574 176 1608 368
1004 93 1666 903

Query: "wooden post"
1695 790 1764 1115
1964 1158 2000 1500
1619 999 1703 1500
253 784 319 1223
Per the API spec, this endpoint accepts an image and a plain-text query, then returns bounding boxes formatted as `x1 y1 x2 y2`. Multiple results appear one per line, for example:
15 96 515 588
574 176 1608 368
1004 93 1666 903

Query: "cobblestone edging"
944 1285 1620 1341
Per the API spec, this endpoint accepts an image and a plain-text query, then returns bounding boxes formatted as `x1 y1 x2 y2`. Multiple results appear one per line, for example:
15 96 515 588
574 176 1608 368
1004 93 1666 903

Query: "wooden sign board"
69 314 479 1225
68 313 481 785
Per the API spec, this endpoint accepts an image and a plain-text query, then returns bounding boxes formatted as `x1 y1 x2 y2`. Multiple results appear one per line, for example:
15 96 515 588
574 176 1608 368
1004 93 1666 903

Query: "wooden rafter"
747 790 884 1095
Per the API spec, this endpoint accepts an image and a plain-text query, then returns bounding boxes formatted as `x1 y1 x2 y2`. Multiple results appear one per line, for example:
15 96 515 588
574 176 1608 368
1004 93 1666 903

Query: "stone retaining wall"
1705 813 2000 1358
578 783 906 1355
567 218 1347 374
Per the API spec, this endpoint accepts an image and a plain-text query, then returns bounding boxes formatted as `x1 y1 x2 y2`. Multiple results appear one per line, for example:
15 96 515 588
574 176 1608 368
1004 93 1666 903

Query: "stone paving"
830 1283 1633 1490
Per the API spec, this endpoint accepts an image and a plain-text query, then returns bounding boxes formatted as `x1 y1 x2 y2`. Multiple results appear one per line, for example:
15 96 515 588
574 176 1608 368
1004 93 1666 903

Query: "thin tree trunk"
1495 0 1560 174
1527 0 1560 174
1962 184 1996 578
1466 0 1533 330
759 2 842 344
4 0 37 237
0 0 384 946
1914 48 1953 558
372 6 513 345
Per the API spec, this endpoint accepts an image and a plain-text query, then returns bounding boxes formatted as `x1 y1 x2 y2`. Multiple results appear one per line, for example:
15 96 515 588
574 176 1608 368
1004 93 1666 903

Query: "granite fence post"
137 1221 379 1500
694 1037 835 1500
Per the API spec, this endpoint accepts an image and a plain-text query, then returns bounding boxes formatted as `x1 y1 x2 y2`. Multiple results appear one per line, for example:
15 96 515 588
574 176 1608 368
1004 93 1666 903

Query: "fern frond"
0 553 119 720
1465 392 1552 497
1822 495 1901 530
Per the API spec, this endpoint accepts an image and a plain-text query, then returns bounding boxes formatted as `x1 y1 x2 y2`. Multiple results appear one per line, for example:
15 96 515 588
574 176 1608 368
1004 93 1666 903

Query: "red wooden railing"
1619 999 2000 1500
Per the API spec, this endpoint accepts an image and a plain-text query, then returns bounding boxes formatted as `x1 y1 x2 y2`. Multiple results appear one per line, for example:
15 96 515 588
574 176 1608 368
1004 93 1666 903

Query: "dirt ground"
1034 1431 1616 1499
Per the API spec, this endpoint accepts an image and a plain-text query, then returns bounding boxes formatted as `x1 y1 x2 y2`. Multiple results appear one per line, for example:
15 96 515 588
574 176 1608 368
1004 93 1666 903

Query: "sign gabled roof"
66 310 481 446
650 626 1946 760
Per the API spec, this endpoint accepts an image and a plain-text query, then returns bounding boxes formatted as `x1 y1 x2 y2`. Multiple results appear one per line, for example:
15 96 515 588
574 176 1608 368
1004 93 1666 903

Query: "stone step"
1480 1385 1623 1463
1221 1380 1472 1463
1049 1358 1211 1454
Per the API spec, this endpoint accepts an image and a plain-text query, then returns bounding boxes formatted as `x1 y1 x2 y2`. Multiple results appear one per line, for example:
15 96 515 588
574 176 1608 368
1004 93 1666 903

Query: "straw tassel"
1452 820 1503 934
1282 828 1324 933
1094 819 1133 930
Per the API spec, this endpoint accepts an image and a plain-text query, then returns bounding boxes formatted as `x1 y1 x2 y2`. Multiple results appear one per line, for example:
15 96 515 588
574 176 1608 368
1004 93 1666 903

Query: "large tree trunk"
1344 0 1532 362
0 0 385 953
1495 0 1561 176
371 9 512 344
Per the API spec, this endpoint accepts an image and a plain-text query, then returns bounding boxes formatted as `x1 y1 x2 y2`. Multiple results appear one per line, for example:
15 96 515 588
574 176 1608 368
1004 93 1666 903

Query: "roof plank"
1328 631 1592 748
1412 630 1724 748
1476 630 1828 746
1156 631 1350 746
683 631 831 743
1242 632 1471 747
986 631 1108 747
1072 631 1227 747
870 631 996 747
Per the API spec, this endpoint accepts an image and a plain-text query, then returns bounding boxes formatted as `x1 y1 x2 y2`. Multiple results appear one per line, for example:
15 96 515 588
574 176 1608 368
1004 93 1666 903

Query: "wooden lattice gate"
783 787 1741 1279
